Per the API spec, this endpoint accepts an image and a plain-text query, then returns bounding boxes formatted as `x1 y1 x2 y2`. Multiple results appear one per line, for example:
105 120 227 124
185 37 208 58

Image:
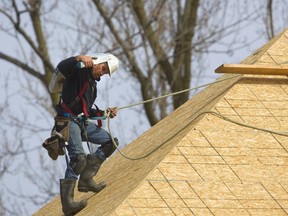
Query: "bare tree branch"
266 0 275 39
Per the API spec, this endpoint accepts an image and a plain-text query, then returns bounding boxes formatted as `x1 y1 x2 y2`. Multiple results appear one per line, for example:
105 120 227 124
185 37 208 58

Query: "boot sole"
78 183 106 193
63 200 87 216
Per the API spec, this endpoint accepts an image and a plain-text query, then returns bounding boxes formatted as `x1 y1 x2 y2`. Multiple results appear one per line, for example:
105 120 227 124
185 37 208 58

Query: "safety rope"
117 75 241 110
203 111 288 137
107 110 288 161
106 74 288 160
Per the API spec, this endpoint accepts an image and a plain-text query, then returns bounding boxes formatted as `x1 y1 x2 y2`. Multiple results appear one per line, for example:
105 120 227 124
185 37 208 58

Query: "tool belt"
42 116 71 160
54 116 71 141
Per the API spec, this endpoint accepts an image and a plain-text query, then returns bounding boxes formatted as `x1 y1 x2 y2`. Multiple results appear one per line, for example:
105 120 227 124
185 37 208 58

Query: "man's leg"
65 121 87 179
60 121 87 215
86 122 118 160
78 122 115 192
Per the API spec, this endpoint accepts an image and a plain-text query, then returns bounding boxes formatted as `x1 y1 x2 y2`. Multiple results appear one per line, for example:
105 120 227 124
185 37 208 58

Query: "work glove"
106 107 118 118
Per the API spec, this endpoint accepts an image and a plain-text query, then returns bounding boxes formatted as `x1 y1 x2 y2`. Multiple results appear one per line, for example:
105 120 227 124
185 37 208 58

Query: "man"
54 53 119 215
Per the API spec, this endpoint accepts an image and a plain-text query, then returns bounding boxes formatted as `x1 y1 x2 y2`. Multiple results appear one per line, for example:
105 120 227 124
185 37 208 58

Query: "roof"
34 28 288 216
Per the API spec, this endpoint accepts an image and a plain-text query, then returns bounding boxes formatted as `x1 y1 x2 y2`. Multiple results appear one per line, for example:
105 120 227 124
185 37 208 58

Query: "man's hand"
106 107 118 118
76 55 93 68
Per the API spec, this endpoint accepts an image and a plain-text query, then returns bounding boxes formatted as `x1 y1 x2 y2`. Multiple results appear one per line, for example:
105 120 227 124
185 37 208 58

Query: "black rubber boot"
78 154 106 193
60 179 87 216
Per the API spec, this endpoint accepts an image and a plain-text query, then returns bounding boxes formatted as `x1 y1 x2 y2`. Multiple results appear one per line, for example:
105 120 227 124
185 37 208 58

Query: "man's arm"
57 55 93 78
75 55 93 68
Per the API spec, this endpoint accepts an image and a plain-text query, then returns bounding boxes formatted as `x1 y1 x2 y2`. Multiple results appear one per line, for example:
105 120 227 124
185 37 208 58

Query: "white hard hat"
79 53 119 76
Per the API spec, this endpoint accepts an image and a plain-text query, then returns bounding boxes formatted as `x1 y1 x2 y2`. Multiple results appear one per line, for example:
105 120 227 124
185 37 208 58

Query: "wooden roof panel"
34 29 288 216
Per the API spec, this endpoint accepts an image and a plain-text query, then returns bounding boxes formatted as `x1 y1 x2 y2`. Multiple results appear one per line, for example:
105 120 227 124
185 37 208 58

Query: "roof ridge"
241 28 288 65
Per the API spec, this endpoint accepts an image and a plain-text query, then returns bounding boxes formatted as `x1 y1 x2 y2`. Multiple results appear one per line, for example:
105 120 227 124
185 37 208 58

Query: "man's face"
92 63 109 80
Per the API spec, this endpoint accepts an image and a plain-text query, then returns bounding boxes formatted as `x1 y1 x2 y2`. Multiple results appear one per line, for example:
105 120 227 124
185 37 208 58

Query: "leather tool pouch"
42 116 71 160
54 116 71 142
42 134 62 160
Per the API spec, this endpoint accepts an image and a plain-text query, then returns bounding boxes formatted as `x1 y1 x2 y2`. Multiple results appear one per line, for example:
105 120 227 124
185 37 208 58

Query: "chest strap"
61 81 89 116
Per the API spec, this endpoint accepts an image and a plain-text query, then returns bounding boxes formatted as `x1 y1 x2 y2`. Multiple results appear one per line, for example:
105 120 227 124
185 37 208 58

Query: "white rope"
117 75 241 110
106 75 288 160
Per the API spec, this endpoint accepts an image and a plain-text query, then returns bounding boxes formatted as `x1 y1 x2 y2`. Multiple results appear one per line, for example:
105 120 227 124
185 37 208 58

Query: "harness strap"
96 107 102 127
81 97 89 116
61 81 89 116
72 116 92 154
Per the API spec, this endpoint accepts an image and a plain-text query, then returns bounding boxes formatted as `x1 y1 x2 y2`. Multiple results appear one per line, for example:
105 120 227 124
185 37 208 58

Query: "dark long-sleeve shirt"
55 56 104 117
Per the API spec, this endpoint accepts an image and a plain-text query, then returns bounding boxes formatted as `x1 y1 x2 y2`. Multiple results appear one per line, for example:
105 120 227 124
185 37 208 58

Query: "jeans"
65 120 111 179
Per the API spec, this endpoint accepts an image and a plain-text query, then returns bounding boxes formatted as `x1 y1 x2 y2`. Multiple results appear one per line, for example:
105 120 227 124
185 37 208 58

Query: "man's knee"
69 154 86 175
99 137 119 158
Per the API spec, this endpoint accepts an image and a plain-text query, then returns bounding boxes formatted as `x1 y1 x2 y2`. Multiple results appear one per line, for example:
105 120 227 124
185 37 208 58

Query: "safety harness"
59 80 103 127
60 80 89 117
